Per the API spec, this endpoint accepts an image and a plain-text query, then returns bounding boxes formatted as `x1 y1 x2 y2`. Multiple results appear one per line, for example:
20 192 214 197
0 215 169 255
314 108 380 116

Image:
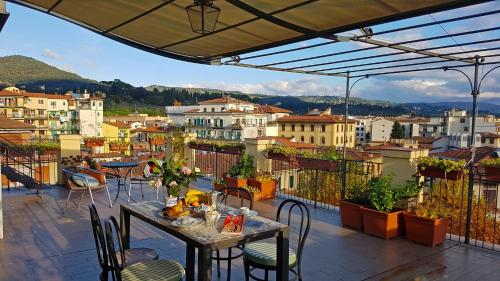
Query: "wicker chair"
62 167 112 211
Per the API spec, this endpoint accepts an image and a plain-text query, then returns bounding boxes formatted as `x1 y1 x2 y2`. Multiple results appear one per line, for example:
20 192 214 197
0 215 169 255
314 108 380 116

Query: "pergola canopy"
9 0 487 64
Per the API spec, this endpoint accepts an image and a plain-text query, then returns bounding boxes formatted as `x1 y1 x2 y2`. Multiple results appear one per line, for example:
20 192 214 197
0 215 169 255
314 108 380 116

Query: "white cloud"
42 48 63 60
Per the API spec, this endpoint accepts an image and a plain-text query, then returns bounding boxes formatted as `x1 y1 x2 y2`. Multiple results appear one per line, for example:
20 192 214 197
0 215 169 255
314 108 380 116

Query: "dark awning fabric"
9 0 487 64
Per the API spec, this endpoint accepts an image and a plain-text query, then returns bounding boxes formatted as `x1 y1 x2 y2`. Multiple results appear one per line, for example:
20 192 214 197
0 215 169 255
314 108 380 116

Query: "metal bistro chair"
129 160 165 201
89 205 159 281
104 216 185 281
243 199 311 281
213 187 254 281
62 167 112 211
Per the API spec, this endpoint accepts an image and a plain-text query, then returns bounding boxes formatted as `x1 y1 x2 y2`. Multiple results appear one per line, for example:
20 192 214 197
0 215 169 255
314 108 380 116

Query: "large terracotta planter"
150 138 166 145
361 207 404 239
340 200 364 230
297 157 338 171
225 176 247 188
404 213 449 247
247 178 276 200
418 166 464 181
484 166 500 182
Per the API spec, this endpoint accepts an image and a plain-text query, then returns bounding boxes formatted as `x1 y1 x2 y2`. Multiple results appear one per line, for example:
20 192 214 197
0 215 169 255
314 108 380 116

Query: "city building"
104 113 171 128
73 93 103 137
185 97 291 141
277 111 356 147
479 132 500 148
419 108 498 137
370 118 394 142
165 105 199 125
102 121 131 155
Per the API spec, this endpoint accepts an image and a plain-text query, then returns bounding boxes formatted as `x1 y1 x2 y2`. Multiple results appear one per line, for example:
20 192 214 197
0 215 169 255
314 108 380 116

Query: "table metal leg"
186 244 196 281
276 228 289 281
112 169 121 204
120 206 131 250
198 246 212 281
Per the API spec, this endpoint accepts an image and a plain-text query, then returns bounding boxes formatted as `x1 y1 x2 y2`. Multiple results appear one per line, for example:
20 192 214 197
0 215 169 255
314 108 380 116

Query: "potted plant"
148 157 202 199
32 141 60 155
226 154 255 188
340 182 369 230
481 158 500 182
132 142 148 151
188 140 214 151
215 142 245 155
297 148 341 171
404 196 450 247
360 175 420 239
83 137 105 148
263 145 299 163
212 178 227 191
247 172 277 200
149 133 166 145
109 140 129 151
417 157 466 181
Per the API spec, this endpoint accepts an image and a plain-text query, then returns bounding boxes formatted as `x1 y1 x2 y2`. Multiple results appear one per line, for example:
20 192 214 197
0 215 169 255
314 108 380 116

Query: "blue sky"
0 2 499 104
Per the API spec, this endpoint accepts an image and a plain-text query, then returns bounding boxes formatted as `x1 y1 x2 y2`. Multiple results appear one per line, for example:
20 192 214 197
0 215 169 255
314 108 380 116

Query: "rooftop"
278 114 355 124
0 115 35 130
431 146 499 163
103 121 130 129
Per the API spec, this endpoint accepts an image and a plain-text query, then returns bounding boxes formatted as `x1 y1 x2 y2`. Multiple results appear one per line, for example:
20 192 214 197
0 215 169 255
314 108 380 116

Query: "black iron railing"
191 148 242 180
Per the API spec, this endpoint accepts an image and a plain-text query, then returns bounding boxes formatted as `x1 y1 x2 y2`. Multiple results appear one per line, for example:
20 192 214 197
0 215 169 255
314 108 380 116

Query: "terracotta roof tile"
479 132 499 139
431 146 498 163
103 121 130 129
256 104 291 114
277 114 355 123
0 116 35 130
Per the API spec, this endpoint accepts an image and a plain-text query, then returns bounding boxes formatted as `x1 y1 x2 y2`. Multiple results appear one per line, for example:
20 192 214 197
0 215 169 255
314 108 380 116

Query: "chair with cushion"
62 167 112 211
129 160 164 201
89 205 158 281
243 199 311 281
104 216 185 281
213 187 254 281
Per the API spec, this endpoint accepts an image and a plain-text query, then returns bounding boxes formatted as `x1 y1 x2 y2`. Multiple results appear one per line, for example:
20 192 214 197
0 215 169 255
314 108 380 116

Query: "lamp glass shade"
186 1 220 34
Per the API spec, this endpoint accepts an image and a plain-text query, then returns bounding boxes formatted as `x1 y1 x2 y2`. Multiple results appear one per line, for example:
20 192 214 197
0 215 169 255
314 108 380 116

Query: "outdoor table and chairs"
101 161 139 204
119 200 291 281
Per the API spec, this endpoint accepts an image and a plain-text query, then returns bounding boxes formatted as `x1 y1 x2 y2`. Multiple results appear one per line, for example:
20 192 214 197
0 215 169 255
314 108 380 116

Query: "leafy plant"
229 154 255 179
240 185 261 193
82 156 98 170
253 172 275 182
263 145 299 156
109 140 129 145
415 201 449 220
212 178 227 186
367 174 421 213
481 158 500 167
149 157 202 197
188 139 245 152
302 147 342 160
417 157 467 173
149 133 166 139
346 182 369 205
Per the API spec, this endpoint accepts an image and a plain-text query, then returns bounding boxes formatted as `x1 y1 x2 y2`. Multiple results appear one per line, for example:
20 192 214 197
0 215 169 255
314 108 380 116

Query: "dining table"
120 200 290 281
101 161 138 204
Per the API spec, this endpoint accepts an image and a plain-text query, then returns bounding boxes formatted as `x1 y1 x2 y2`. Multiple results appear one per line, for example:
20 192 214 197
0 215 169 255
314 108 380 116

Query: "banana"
186 189 204 197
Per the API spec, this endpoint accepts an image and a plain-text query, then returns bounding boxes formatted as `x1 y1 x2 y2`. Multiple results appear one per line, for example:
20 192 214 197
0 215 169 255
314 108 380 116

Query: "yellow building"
102 121 131 155
277 114 356 147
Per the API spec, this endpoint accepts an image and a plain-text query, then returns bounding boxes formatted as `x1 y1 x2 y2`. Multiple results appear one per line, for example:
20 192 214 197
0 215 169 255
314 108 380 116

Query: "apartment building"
104 113 171 128
370 118 393 142
185 97 291 141
0 88 103 137
419 108 498 137
164 105 199 125
277 111 355 147
102 121 131 155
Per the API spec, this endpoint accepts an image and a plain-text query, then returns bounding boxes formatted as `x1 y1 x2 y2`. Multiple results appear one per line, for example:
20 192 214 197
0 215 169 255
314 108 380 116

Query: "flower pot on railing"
132 143 148 151
340 200 364 230
484 166 500 182
188 142 214 151
40 149 57 156
218 146 244 155
297 157 338 171
225 176 247 188
84 139 104 148
360 207 404 239
266 152 297 163
403 213 449 247
247 178 276 200
149 138 166 145
418 166 464 181
110 143 129 151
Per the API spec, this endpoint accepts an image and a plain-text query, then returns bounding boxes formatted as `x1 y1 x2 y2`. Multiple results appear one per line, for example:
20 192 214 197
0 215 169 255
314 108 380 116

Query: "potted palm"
340 182 369 230
404 195 450 247
481 158 500 182
417 157 466 181
360 175 420 239
226 154 255 188
247 172 277 200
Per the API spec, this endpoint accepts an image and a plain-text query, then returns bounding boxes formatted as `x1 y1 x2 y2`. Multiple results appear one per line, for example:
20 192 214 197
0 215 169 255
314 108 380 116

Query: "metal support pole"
464 55 481 245
341 75 350 199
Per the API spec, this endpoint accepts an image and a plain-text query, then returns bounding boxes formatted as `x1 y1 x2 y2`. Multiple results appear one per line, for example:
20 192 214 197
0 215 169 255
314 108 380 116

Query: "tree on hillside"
390 121 405 139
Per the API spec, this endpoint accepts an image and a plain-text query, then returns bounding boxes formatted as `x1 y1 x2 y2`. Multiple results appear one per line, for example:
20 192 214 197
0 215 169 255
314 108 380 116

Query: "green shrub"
229 154 255 179
417 157 467 173
481 158 500 167
367 174 421 213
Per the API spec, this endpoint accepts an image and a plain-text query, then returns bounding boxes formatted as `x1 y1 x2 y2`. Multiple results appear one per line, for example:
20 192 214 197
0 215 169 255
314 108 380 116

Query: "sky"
0 2 499 105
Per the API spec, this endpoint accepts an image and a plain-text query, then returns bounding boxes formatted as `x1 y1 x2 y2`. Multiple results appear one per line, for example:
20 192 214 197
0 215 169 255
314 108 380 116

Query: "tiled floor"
1 178 500 281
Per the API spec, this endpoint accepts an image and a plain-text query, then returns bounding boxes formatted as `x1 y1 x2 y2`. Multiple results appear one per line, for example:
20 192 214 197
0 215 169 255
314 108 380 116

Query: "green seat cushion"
121 260 185 281
71 173 99 188
243 242 297 267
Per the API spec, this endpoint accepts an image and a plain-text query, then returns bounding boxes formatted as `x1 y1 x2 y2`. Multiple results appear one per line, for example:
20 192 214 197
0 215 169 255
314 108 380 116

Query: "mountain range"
0 55 498 116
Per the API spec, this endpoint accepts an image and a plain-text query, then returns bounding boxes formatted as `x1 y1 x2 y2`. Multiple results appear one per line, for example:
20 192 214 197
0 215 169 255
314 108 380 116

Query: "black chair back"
276 199 311 276
218 187 254 210
89 205 108 275
105 216 126 281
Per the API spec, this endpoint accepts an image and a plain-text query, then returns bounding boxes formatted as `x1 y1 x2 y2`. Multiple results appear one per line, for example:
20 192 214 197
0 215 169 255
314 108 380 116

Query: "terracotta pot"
150 138 166 145
297 157 338 171
109 144 128 151
225 176 247 188
247 178 276 200
213 183 226 191
360 207 404 239
484 166 500 182
340 200 364 230
218 146 244 155
419 166 464 181
404 213 449 247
